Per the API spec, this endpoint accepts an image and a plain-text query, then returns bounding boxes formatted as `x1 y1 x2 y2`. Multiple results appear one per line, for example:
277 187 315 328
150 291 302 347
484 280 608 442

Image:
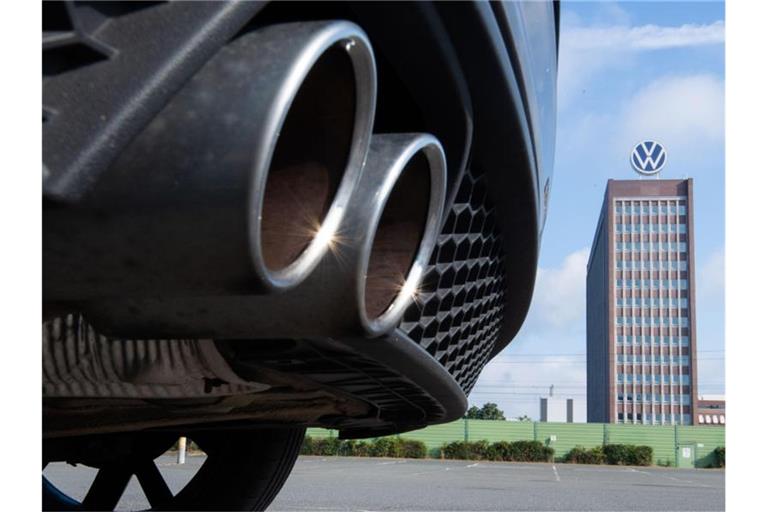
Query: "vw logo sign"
631 141 667 175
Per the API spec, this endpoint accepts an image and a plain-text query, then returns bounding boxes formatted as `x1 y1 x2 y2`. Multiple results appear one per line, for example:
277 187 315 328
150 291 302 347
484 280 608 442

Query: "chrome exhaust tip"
356 134 446 336
251 21 377 290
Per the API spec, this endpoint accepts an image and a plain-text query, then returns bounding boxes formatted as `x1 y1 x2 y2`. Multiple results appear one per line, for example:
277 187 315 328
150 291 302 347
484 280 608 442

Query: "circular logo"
630 141 667 175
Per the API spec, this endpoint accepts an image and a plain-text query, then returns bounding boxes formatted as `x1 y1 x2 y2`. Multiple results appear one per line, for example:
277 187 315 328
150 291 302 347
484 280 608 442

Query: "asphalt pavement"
43 455 724 511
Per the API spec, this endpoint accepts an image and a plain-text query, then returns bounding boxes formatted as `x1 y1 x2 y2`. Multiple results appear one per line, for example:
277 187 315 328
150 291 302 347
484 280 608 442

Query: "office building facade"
587 179 698 425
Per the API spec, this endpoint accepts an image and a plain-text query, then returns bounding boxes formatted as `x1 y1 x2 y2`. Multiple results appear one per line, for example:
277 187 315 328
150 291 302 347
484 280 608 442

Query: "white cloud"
528 248 590 331
558 19 724 109
617 74 725 160
565 21 724 51
556 73 725 179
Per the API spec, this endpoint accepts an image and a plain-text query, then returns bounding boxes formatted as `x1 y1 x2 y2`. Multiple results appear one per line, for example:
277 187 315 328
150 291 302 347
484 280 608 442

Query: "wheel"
43 427 305 511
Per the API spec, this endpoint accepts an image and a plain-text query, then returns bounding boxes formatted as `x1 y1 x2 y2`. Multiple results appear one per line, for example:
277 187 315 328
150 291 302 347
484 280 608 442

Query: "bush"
301 436 427 459
300 436 316 455
604 444 653 466
440 440 552 462
337 440 371 457
368 437 397 457
314 437 342 456
441 441 468 460
632 446 653 466
714 447 725 468
441 441 489 460
508 440 554 462
565 446 606 465
485 441 512 461
399 439 427 459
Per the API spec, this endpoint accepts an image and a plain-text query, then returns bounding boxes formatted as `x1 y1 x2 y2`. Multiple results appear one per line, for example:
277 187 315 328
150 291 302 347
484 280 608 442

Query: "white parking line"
552 465 561 482
466 462 480 468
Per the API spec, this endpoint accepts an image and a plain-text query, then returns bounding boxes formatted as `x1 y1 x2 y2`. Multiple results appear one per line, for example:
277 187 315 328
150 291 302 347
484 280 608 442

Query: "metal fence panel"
398 421 467 455
677 426 725 468
605 424 677 466
466 419 535 442
535 422 605 459
306 427 337 439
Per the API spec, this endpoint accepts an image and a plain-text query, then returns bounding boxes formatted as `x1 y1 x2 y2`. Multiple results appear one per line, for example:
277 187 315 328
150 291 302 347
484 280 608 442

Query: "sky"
468 1 725 420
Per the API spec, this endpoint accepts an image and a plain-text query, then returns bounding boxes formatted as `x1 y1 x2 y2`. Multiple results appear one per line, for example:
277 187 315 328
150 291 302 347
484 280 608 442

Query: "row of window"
699 414 725 425
617 373 691 384
617 413 691 424
615 260 688 271
616 335 690 346
615 242 687 252
615 224 687 234
616 279 689 290
616 298 689 308
617 355 690 365
614 205 687 215
617 393 691 405
616 316 689 327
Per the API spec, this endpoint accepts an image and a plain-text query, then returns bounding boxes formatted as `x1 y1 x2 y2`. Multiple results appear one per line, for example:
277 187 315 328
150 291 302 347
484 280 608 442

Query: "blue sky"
469 1 725 420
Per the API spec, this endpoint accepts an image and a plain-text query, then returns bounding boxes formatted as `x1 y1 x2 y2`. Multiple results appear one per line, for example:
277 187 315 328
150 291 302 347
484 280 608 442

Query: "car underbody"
42 1 558 509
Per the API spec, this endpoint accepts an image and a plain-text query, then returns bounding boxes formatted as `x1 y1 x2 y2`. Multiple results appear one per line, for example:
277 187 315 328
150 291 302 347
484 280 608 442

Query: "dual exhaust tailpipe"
45 21 446 339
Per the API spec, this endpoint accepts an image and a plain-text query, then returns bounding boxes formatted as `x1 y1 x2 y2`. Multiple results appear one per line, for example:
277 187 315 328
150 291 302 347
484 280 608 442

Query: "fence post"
464 417 469 442
603 423 608 446
674 424 679 468
533 421 538 442
177 437 187 465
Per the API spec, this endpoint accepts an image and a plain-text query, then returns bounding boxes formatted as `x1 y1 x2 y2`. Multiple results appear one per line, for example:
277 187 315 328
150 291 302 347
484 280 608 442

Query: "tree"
465 402 506 420
516 415 532 422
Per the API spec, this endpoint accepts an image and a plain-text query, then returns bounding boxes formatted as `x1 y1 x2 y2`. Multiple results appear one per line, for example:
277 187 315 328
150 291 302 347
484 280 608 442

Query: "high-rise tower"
586 179 698 425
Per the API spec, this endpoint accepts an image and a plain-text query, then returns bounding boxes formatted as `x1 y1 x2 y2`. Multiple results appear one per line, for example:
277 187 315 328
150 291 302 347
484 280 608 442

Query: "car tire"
43 427 305 511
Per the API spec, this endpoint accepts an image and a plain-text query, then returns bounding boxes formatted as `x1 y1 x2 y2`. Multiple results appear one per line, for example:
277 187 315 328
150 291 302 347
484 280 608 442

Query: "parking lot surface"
44 455 724 511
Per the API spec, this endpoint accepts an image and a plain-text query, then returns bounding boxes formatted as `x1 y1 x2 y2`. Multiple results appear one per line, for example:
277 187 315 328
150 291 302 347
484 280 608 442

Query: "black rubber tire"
43 427 306 512
171 427 305 511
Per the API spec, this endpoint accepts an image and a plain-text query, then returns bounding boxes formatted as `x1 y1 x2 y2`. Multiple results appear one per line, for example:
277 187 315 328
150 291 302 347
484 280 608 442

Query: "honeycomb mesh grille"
399 167 506 394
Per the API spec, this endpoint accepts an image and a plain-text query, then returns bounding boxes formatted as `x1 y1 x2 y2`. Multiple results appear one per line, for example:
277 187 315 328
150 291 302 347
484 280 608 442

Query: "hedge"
714 447 725 468
441 440 554 463
301 436 427 458
603 444 653 466
565 446 606 465
301 436 654 467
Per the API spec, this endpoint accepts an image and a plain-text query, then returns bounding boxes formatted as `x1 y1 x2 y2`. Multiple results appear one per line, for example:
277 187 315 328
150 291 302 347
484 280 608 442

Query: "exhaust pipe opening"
357 135 446 336
364 152 431 319
261 45 357 272
251 23 377 290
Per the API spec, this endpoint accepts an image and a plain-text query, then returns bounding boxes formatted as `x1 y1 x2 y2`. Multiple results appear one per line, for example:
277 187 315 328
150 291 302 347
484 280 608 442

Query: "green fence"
306 420 724 468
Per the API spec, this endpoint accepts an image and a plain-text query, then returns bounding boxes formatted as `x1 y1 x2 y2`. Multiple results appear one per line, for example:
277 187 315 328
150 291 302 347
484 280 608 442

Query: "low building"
696 394 725 426
540 397 586 423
